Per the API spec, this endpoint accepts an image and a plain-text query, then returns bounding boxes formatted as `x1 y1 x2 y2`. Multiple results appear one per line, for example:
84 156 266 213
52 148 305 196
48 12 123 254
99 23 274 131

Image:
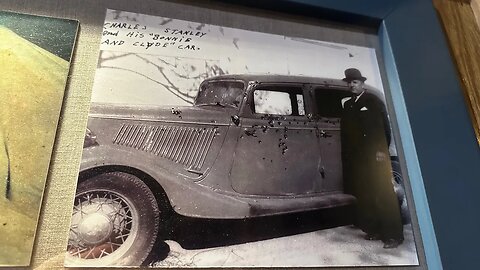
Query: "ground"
148 210 419 268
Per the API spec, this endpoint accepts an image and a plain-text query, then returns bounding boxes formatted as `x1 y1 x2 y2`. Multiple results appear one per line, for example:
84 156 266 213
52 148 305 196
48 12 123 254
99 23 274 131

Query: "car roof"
203 74 384 98
204 74 347 87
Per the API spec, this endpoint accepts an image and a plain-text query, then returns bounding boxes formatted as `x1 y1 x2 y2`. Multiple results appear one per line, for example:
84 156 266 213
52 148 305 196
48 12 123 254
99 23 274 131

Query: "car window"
314 88 350 117
254 90 292 115
253 86 305 116
195 81 245 108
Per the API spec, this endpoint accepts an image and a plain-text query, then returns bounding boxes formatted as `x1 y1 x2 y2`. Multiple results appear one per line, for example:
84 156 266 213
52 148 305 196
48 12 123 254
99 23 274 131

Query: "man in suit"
340 68 404 248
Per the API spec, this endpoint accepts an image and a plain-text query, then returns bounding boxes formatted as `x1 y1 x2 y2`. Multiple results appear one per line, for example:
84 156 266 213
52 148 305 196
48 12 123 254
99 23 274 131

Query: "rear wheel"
66 172 161 266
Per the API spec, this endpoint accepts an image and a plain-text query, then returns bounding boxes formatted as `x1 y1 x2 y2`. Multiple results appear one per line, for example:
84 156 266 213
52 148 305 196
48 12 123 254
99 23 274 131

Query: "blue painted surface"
383 1 480 269
282 0 400 19
379 22 443 270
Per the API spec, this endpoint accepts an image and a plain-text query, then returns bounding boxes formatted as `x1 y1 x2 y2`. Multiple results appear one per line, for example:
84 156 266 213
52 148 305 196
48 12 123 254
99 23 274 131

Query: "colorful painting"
0 11 78 266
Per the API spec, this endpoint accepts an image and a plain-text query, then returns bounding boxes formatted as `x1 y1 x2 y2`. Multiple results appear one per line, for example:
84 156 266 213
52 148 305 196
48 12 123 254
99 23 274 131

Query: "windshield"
195 81 245 108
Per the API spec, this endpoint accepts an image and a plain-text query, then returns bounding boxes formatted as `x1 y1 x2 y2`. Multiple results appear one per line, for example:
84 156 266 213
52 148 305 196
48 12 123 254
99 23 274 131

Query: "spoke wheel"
65 172 160 266
68 189 136 259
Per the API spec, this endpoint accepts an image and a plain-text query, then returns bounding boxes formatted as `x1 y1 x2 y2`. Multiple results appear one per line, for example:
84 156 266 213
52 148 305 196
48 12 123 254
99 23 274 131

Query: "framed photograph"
65 7 423 268
0 10 78 266
2 0 478 269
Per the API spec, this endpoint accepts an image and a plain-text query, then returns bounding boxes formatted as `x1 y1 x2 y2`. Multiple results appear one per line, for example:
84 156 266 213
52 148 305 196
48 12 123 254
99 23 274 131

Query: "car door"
230 83 324 196
310 86 350 192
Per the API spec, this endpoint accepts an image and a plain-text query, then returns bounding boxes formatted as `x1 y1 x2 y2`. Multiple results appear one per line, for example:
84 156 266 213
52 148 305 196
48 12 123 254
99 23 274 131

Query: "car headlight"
83 128 98 148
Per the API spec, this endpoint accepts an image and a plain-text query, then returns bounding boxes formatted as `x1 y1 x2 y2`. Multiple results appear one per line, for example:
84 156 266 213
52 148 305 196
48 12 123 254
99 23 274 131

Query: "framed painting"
0 10 78 266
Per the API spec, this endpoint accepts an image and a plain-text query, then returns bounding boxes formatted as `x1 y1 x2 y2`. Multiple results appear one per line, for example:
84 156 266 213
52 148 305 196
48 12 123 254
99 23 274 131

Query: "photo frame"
433 0 480 146
0 0 478 269
65 8 421 267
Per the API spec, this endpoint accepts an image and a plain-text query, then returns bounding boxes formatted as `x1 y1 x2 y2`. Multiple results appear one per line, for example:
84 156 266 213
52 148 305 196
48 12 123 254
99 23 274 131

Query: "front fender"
79 145 251 219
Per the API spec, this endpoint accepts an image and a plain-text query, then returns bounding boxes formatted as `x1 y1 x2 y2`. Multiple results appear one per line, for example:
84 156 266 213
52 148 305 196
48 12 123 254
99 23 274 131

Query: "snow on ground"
151 224 418 267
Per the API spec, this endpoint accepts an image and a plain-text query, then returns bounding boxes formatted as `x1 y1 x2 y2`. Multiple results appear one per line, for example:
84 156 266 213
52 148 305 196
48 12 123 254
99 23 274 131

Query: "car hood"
89 102 235 125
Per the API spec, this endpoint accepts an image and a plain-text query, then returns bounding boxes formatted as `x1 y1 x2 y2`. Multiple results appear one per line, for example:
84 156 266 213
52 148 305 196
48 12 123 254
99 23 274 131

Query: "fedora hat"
342 68 367 82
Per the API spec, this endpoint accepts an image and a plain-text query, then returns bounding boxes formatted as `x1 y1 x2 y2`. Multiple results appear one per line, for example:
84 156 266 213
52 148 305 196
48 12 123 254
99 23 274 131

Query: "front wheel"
65 172 160 266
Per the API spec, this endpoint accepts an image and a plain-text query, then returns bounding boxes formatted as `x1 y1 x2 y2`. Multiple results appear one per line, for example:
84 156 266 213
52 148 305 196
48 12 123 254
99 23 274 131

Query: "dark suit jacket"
340 91 403 239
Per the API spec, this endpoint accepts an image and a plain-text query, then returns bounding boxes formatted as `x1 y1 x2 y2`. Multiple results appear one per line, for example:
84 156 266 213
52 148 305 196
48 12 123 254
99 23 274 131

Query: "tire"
391 160 411 225
65 171 161 266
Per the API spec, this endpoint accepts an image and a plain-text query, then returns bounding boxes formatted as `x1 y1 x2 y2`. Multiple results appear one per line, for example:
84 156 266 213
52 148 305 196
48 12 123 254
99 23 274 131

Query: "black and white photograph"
65 9 418 267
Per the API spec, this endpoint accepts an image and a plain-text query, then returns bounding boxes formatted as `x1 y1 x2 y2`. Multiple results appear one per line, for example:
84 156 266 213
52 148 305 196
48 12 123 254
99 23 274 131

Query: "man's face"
348 79 364 95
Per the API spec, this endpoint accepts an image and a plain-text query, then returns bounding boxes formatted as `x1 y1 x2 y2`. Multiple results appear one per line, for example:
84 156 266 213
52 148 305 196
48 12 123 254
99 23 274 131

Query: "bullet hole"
261 125 268 133
210 119 216 123
284 167 287 170
270 159 273 163
319 130 332 138
231 115 240 126
288 122 292 125
2 223 6 226
262 157 265 160
245 129 257 137
171 107 182 115
178 115 182 119
258 140 262 144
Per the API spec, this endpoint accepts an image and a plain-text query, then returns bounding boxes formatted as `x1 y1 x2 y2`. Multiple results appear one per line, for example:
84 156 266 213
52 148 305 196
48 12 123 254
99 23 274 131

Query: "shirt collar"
354 90 365 102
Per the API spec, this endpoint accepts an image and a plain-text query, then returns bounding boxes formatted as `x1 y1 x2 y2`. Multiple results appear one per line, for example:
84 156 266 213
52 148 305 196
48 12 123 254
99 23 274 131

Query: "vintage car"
66 74 408 266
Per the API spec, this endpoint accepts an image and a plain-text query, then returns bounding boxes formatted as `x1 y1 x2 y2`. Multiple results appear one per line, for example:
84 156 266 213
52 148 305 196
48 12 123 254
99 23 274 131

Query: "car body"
67 74 404 266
